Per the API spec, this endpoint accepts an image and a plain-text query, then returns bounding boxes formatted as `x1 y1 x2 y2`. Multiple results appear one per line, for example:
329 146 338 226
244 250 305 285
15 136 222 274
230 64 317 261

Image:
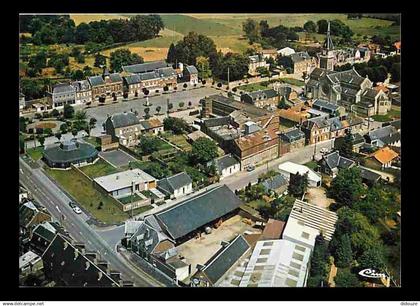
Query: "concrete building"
72 80 92 105
47 83 76 109
278 161 321 187
19 251 44 283
94 168 157 199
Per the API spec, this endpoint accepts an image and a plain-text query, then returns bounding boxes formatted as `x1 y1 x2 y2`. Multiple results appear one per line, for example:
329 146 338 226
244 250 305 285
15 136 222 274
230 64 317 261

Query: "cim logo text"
358 268 387 279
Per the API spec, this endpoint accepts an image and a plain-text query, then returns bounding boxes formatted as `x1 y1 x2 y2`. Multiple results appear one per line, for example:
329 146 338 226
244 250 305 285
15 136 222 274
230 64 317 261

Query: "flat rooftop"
94 169 156 192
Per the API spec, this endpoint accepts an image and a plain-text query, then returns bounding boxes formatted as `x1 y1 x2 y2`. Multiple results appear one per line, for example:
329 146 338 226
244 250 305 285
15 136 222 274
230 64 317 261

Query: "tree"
170 32 217 66
144 107 151 119
327 168 364 209
334 270 361 287
44 128 53 137
19 117 27 133
74 110 87 130
307 235 330 287
71 129 78 137
190 137 218 165
37 135 45 147
211 52 250 81
166 43 177 64
242 19 260 44
179 102 185 109
259 20 270 37
358 245 386 272
335 234 353 268
155 106 161 114
338 131 354 158
390 63 400 82
94 53 106 68
110 49 144 72
138 136 160 155
196 56 212 79
303 21 317 33
278 96 288 109
288 172 308 197
60 123 68 133
63 104 75 119
188 101 192 108
163 117 188 134
71 69 84 81
256 66 269 76
19 134 26 154
317 20 328 34
142 162 170 179
168 103 173 112
89 117 97 129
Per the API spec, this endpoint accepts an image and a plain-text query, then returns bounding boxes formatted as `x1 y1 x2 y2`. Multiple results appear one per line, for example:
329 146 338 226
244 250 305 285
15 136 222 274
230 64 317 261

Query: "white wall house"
210 154 241 180
278 161 321 187
157 172 193 199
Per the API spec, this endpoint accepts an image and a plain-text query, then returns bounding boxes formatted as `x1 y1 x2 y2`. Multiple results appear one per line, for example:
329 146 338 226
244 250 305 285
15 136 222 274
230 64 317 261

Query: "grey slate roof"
53 83 75 94
368 125 397 141
212 154 239 173
155 185 243 240
328 117 344 132
43 141 98 164
185 65 198 74
109 73 123 83
362 88 379 99
312 99 340 113
156 67 177 78
201 235 250 285
327 68 365 87
358 167 381 183
129 221 172 255
352 133 365 146
261 174 288 192
19 202 38 228
281 128 305 142
123 61 168 74
304 116 331 129
157 172 192 195
109 112 140 128
290 51 311 63
138 71 160 81
245 89 278 101
72 80 91 91
323 151 355 171
88 76 105 87
123 74 141 85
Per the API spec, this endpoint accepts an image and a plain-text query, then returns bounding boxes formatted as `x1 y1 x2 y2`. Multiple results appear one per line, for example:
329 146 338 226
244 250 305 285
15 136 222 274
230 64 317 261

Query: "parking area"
304 187 335 208
177 215 261 277
98 149 137 168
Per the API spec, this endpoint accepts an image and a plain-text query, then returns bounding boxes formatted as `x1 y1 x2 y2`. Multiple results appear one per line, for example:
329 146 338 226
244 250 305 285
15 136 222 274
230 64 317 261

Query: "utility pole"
227 66 230 90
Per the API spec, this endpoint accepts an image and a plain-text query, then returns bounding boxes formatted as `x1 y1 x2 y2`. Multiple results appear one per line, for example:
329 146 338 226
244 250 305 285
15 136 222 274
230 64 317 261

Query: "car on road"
320 148 329 154
69 201 82 214
247 165 256 172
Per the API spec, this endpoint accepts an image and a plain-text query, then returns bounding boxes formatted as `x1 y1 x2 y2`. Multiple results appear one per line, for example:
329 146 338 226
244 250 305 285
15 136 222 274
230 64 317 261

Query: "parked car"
69 201 76 209
320 148 329 154
247 165 256 172
72 206 82 214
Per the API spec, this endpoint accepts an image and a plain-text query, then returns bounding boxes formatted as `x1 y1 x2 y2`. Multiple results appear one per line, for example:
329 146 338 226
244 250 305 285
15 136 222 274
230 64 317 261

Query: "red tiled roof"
261 219 285 240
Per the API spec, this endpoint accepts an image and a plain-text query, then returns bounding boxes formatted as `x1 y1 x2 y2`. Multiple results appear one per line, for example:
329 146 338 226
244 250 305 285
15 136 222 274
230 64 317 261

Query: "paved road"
19 157 163 287
85 87 219 136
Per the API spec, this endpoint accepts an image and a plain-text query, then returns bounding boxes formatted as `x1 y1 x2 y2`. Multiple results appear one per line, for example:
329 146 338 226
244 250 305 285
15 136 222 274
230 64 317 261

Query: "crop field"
70 14 128 25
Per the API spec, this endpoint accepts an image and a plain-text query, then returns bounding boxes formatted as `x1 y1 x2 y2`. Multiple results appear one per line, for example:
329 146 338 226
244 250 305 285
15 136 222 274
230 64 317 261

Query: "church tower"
319 21 335 71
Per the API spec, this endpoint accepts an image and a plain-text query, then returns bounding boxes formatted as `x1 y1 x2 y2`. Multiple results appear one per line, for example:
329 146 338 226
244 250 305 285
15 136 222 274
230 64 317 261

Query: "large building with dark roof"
157 172 193 199
279 128 305 154
319 151 356 177
42 140 98 169
46 83 76 109
103 111 142 146
153 185 243 243
240 89 280 109
88 69 123 102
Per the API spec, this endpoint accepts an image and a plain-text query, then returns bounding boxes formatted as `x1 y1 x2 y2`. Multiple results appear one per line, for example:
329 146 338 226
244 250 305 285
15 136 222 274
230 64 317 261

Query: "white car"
72 206 82 214
320 148 329 154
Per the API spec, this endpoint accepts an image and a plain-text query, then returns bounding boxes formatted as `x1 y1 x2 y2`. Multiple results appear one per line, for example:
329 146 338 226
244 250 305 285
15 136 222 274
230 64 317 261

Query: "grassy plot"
280 78 305 87
236 83 269 92
45 167 129 224
79 159 119 179
165 134 192 152
118 193 143 204
70 14 128 25
27 147 44 161
304 161 319 171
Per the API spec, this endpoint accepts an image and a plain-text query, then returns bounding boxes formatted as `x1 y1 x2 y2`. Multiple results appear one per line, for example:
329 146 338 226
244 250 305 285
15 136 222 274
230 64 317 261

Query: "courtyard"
99 149 138 168
176 214 261 278
303 186 335 208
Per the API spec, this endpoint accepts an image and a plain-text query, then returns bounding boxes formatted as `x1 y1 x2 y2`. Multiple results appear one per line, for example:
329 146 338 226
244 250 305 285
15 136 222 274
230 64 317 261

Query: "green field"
118 193 143 204
236 83 269 92
304 161 319 170
46 167 129 224
280 78 305 87
79 159 119 179
165 134 192 152
27 147 44 161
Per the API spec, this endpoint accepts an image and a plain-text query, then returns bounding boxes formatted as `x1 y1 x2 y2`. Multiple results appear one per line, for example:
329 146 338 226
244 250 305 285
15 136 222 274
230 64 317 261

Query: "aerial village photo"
18 13 401 288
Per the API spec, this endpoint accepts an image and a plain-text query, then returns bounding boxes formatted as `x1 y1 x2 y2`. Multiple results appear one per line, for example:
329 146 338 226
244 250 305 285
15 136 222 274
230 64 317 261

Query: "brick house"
103 112 143 146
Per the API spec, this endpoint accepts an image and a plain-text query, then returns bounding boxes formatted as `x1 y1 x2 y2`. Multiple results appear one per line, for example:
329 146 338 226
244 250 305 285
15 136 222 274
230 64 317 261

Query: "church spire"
324 21 334 51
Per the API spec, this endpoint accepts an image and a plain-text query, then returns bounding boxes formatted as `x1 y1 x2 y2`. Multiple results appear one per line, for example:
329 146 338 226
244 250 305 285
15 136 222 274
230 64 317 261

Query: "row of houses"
24 61 199 110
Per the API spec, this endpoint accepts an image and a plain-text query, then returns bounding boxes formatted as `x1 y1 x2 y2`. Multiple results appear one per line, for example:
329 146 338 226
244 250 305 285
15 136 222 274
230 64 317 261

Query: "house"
279 128 305 155
123 74 142 98
191 235 250 287
156 67 178 88
42 140 98 169
371 147 399 169
366 125 401 148
42 233 131 287
288 52 316 75
260 219 286 240
240 89 280 109
122 61 169 74
139 118 164 135
248 54 270 76
183 65 199 84
311 99 343 118
287 199 338 241
261 173 288 194
277 47 295 57
104 111 143 146
351 133 366 153
357 166 381 186
94 169 156 200
209 154 241 180
152 185 243 244
319 151 356 177
19 201 52 237
29 221 61 256
239 239 311 287
278 161 321 187
157 172 193 199
262 49 278 60
232 128 279 170
88 69 123 102
72 80 92 105
301 116 331 145
305 67 391 116
278 107 310 125
46 83 76 109
19 251 44 283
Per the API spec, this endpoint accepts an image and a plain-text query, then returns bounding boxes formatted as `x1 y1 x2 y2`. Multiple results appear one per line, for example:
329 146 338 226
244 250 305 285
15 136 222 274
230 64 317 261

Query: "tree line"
20 15 164 46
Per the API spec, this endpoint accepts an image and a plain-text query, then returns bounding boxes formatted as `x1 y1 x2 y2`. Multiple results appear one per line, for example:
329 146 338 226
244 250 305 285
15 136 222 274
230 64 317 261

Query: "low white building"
278 161 321 187
277 47 296 57
282 217 319 251
157 172 193 199
94 169 157 198
209 154 241 180
239 239 311 287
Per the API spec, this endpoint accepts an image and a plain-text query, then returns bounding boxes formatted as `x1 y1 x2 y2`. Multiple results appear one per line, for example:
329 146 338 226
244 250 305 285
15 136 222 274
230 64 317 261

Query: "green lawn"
166 134 192 152
130 205 154 215
118 193 143 204
236 83 269 92
305 161 319 170
79 159 119 179
246 199 268 210
83 136 100 148
27 147 44 161
371 114 392 122
280 78 305 87
45 168 129 224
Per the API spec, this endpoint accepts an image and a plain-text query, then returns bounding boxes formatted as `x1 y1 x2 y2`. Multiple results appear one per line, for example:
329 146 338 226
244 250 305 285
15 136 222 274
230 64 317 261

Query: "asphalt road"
85 86 219 136
19 157 163 287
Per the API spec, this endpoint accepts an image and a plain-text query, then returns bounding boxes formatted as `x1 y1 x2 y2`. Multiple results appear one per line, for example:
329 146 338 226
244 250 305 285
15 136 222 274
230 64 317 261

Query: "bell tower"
319 21 335 71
